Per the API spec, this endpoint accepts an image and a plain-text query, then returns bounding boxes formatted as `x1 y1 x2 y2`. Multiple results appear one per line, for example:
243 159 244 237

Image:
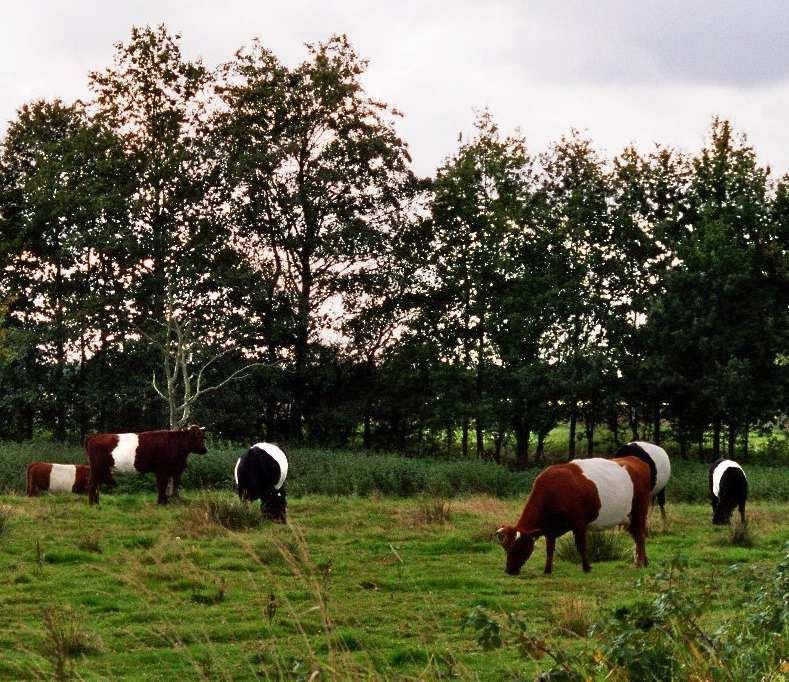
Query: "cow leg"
155 471 169 505
628 497 649 567
657 488 667 521
88 467 104 505
171 470 184 498
544 536 556 574
739 499 747 526
573 527 591 573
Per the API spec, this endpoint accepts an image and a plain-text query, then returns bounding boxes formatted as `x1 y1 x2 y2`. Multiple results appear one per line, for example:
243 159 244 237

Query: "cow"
234 442 288 522
614 441 672 519
26 462 90 497
85 425 207 505
496 456 652 575
709 458 748 525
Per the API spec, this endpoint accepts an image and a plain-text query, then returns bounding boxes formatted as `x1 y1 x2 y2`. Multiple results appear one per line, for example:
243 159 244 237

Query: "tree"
0 99 131 438
423 112 534 457
540 131 612 458
650 119 785 459
215 35 417 439
148 307 264 429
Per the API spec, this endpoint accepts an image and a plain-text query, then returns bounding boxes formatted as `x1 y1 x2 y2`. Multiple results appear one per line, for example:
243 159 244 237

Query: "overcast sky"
2 1 789 176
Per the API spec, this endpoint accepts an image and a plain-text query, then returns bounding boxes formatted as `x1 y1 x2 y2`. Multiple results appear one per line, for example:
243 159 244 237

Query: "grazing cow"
85 426 207 505
26 462 90 497
496 456 651 575
709 458 748 525
234 442 288 522
614 441 672 518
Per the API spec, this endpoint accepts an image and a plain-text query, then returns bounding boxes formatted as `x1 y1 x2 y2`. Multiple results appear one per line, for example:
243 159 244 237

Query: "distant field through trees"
0 26 786 462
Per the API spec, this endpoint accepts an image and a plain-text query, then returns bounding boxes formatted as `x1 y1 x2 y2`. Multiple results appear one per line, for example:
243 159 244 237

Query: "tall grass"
1 440 788 501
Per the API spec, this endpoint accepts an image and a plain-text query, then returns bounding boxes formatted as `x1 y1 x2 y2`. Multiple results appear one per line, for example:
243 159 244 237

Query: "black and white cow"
709 458 748 525
234 442 288 522
614 441 672 519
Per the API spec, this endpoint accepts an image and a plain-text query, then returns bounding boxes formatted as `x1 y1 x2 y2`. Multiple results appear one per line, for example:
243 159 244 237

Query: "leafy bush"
1 439 789 501
463 544 789 681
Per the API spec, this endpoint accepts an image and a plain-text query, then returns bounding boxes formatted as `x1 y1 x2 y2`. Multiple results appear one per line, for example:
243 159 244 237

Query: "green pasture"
0 491 785 680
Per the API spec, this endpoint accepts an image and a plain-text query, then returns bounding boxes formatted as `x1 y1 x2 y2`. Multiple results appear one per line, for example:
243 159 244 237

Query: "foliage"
464 546 789 681
3 441 789 504
0 25 786 458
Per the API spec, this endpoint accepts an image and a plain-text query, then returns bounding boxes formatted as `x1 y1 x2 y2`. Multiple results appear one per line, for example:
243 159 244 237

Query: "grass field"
0 490 786 680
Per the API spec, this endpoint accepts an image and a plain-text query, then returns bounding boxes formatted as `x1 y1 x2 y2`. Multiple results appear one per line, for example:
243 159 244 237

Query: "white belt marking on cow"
49 464 77 492
631 441 671 494
712 460 745 498
253 442 288 489
111 433 139 473
234 457 241 486
573 457 633 529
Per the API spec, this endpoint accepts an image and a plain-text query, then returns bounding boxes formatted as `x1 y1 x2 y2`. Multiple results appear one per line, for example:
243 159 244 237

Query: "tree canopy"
0 26 786 462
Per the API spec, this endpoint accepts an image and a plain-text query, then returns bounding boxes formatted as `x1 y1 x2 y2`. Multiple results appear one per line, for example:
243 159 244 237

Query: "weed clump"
550 597 594 637
556 530 629 564
75 534 102 554
41 607 103 680
409 496 453 526
179 495 263 535
0 505 12 538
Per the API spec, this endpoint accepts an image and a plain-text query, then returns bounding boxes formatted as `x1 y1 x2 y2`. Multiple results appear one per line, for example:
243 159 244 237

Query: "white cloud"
2 1 789 177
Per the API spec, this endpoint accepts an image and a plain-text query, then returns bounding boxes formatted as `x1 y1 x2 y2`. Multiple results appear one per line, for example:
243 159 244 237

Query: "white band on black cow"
252 442 288 489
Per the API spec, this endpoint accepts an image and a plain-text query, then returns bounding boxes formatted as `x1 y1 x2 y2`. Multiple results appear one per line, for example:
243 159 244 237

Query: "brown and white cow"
26 462 90 496
496 456 652 575
85 426 207 505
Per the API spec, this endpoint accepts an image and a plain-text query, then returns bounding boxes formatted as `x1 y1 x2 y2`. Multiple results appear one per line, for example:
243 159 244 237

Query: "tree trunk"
568 406 577 460
653 405 661 445
291 271 312 441
493 430 504 464
742 422 750 461
363 412 372 450
54 253 67 440
607 404 620 449
584 414 595 456
712 418 721 460
727 425 736 459
536 431 547 464
461 418 469 458
515 420 530 469
678 420 688 458
629 405 639 441
446 425 454 457
475 313 485 459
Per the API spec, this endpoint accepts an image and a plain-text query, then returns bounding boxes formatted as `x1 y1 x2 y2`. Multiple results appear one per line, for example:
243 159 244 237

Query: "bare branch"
181 362 267 407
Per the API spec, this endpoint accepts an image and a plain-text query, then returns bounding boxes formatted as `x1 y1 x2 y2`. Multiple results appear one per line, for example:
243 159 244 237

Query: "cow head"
187 425 208 455
262 488 287 523
712 499 734 525
496 525 537 575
